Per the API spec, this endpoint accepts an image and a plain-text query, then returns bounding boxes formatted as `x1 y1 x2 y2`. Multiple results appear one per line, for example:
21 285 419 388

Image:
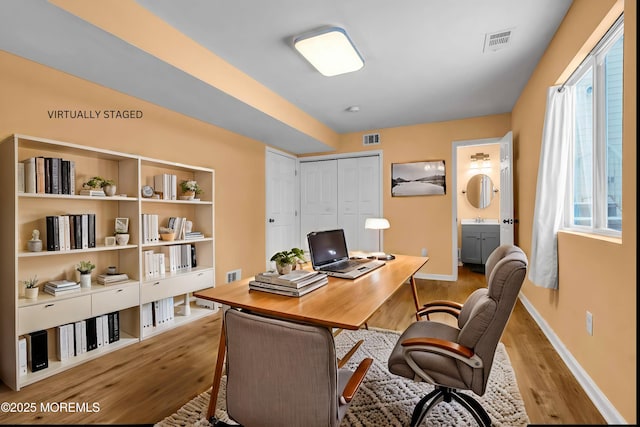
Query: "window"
566 16 623 234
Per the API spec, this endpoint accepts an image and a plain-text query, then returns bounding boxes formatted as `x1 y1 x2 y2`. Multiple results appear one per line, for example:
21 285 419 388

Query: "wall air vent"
483 29 513 52
363 133 380 146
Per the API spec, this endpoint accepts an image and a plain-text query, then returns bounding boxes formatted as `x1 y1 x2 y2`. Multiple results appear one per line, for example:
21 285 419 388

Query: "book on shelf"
45 279 78 288
249 275 328 297
255 270 327 288
184 231 204 240
96 273 130 285
153 173 177 200
44 283 81 296
18 162 25 193
79 189 105 196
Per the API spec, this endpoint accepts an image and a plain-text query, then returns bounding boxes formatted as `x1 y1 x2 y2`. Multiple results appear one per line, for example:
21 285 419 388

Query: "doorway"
452 132 513 279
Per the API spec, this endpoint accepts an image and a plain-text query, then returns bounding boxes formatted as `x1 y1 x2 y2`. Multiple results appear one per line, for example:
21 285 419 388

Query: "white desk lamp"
365 217 395 260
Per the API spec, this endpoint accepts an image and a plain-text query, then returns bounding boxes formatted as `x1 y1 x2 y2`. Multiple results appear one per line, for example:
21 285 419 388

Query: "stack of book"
43 279 80 296
96 273 130 286
250 270 328 297
184 231 204 240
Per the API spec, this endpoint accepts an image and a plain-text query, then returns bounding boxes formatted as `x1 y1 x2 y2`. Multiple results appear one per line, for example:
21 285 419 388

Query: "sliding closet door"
299 160 338 250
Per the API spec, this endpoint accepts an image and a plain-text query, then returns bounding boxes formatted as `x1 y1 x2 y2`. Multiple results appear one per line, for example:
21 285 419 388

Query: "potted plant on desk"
270 248 306 275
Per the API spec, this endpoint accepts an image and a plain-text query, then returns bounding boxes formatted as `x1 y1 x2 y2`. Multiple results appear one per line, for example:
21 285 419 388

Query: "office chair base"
410 386 492 427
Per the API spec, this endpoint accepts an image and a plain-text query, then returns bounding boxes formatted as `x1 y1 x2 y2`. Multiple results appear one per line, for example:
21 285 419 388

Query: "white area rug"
156 328 529 426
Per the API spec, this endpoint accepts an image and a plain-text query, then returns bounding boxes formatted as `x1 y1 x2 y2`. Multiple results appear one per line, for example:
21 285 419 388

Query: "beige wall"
512 0 635 422
0 51 269 285
332 114 511 275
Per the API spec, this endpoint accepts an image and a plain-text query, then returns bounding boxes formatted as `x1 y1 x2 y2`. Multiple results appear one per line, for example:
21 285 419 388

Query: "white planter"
80 274 92 288
116 234 130 246
103 184 117 196
24 287 39 299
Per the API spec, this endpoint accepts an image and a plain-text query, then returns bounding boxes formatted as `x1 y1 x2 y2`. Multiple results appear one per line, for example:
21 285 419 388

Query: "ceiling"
0 0 573 154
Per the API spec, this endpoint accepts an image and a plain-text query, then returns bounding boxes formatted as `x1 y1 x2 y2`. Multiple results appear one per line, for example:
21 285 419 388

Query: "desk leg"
207 316 227 421
409 275 421 321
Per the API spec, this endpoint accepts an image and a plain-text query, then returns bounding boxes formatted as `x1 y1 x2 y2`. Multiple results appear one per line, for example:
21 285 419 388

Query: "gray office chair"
222 309 372 427
388 245 527 426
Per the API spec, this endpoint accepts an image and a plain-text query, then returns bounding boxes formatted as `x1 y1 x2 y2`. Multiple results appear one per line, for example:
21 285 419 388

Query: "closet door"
338 156 380 252
299 160 338 250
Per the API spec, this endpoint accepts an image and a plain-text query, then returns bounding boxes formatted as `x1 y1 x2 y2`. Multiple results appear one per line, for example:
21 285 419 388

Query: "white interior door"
499 131 515 245
299 160 338 250
338 156 380 252
265 149 299 269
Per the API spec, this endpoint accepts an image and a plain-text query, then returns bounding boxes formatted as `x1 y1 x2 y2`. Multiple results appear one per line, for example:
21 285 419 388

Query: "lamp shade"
365 218 390 230
294 27 364 77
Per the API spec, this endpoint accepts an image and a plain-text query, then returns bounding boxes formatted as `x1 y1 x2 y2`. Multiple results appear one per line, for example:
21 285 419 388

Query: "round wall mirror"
466 174 495 209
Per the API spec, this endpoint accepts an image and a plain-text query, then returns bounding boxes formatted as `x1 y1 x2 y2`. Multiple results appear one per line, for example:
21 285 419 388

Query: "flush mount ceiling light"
294 27 364 77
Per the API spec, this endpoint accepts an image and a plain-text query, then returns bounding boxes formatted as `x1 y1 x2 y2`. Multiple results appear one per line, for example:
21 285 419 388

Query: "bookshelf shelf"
1 134 217 391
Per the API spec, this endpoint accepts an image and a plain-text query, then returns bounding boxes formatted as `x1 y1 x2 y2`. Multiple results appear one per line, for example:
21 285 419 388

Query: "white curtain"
529 85 573 289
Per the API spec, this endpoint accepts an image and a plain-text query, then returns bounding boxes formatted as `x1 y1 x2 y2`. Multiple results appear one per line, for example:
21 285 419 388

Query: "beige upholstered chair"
221 309 372 427
388 245 527 426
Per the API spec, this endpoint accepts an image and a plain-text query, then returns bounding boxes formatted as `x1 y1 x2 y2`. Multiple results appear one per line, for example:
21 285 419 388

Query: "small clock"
141 185 154 198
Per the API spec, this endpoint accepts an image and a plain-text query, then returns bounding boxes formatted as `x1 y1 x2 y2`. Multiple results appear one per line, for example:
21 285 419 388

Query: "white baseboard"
518 293 626 425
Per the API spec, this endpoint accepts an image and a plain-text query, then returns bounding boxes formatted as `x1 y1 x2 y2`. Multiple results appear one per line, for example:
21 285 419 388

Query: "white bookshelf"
0 134 217 390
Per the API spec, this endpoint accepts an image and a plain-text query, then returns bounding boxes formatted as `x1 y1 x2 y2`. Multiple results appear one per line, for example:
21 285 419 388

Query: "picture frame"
104 236 116 246
391 160 446 197
115 217 129 234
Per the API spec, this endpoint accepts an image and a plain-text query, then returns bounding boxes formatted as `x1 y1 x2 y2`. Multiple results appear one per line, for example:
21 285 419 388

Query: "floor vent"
363 133 380 146
484 29 513 52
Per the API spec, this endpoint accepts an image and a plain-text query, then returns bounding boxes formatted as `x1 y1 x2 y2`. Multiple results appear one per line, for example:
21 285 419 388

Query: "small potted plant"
180 180 203 200
23 276 39 299
270 248 306 275
77 260 95 288
83 176 117 196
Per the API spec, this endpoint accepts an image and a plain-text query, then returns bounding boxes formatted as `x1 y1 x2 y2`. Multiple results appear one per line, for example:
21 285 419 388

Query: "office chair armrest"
401 337 483 368
340 357 373 404
417 300 463 320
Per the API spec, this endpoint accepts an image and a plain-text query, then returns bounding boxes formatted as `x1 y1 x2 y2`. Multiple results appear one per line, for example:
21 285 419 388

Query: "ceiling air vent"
483 29 513 52
363 133 380 146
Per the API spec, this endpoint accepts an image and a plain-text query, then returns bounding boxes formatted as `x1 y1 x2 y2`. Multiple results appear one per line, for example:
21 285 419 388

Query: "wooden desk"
195 254 428 420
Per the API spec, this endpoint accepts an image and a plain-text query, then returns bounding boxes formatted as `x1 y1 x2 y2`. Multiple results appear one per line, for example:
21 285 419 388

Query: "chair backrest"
224 309 341 427
456 245 527 394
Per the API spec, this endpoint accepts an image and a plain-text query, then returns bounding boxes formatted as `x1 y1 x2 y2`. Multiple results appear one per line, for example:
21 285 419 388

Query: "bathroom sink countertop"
461 218 499 225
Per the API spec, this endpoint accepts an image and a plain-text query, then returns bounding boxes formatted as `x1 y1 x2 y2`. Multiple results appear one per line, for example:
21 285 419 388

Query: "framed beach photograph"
391 160 446 197
115 217 129 234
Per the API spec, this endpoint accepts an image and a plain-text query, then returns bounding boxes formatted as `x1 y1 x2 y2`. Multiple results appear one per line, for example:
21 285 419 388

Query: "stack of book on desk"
43 279 80 296
250 270 328 297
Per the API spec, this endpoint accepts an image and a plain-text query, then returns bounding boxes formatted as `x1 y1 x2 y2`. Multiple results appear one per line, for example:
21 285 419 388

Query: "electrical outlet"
586 311 593 336
226 269 242 283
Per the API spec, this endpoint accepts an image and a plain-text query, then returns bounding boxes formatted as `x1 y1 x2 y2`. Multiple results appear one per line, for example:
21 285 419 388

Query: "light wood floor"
0 266 605 425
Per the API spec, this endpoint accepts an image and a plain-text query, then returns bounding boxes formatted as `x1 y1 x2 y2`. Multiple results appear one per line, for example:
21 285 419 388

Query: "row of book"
142 244 197 278
153 173 178 200
45 214 96 251
142 297 175 330
20 156 76 195
18 312 120 374
55 313 120 362
167 217 202 241
141 214 160 244
43 279 80 296
250 270 328 297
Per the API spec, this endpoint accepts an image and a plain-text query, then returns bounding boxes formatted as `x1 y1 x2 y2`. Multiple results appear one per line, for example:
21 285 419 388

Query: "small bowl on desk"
160 233 176 241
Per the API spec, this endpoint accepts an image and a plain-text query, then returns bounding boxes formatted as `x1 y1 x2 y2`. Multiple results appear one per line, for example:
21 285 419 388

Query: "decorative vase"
80 273 92 288
25 287 39 299
276 263 293 275
103 184 117 197
116 233 130 245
